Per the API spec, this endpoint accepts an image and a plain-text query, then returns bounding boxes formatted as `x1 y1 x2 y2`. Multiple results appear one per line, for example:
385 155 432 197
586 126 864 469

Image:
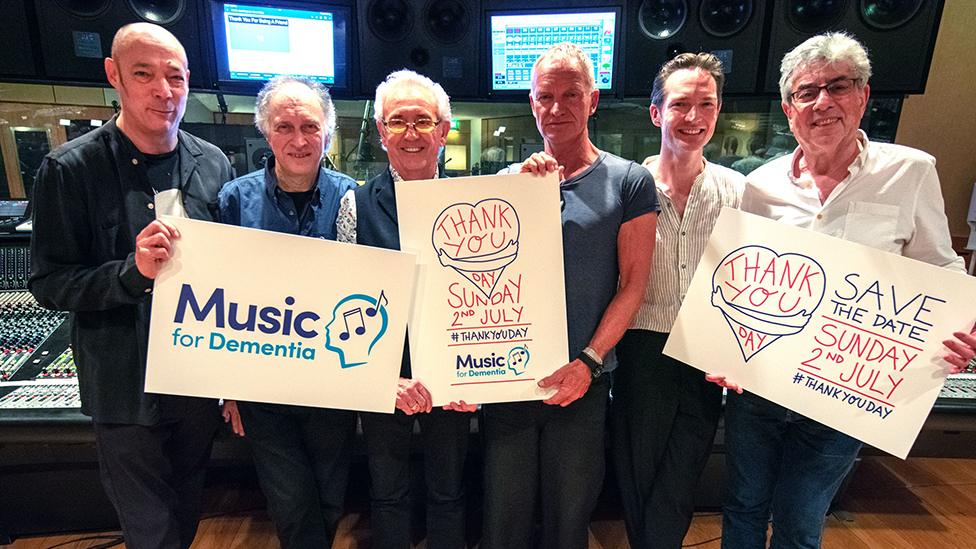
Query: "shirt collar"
788 130 868 187
643 154 707 201
389 164 438 182
264 155 321 199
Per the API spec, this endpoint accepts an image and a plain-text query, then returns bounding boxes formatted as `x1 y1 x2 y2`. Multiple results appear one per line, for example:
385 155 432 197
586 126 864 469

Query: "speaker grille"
638 0 688 40
860 0 923 30
126 0 185 25
700 0 753 38
787 0 848 33
368 0 414 43
54 0 112 18
425 0 468 45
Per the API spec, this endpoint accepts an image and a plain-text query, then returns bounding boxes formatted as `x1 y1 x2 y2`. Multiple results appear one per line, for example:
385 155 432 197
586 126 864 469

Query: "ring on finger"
966 356 976 371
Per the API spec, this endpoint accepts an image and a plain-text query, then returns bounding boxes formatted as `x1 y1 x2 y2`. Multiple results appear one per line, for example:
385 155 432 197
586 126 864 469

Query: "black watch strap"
577 350 604 378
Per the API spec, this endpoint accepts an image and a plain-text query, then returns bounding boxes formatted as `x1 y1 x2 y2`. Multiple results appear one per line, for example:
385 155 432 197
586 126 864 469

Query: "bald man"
29 23 232 549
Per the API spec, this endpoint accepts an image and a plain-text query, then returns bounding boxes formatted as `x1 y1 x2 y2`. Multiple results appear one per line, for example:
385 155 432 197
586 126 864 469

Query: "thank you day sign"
396 172 568 406
665 208 976 458
145 217 417 413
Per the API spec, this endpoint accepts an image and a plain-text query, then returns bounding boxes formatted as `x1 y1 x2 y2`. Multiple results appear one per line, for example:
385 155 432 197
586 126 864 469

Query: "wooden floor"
9 456 976 548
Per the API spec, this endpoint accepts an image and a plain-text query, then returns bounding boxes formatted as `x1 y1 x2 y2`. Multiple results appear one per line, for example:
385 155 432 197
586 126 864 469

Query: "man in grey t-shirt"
481 43 659 549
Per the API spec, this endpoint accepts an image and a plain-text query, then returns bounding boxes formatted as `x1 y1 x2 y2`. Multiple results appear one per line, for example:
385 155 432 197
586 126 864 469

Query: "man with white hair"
30 23 232 549
217 76 357 549
336 69 475 549
709 32 976 549
482 43 658 549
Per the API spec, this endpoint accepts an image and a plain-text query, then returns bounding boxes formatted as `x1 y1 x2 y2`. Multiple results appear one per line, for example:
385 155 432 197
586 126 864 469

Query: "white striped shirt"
631 157 744 332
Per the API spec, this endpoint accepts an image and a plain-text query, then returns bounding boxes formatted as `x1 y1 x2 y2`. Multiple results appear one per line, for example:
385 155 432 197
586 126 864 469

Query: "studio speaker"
762 0 945 95
0 1 38 78
357 0 480 99
623 0 768 98
32 0 212 88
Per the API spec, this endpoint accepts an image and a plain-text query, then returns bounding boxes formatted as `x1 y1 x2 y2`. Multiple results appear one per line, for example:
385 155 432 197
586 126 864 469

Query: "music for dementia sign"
665 208 976 458
145 217 417 413
396 173 568 406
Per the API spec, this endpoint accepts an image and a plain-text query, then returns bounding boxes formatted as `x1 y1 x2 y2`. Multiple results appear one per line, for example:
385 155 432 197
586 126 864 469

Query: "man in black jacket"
29 23 232 549
336 69 475 549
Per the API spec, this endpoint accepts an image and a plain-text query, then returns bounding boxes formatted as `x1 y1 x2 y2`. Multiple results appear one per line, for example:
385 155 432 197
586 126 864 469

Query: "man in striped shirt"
610 53 744 549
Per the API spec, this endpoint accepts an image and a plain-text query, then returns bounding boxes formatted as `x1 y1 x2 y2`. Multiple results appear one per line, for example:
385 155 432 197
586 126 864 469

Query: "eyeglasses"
789 78 860 105
382 117 441 134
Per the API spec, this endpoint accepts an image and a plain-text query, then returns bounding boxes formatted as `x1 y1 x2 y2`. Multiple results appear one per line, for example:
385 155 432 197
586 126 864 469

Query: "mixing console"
1 291 68 379
0 380 80 409
0 241 30 290
939 374 976 401
0 287 78 411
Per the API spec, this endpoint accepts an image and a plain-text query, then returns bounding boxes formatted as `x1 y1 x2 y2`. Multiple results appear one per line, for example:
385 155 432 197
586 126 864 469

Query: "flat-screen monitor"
487 8 621 94
210 1 351 91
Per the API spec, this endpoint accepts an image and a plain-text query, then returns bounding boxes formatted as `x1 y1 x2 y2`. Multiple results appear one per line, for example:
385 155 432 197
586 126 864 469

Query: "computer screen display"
211 1 350 89
488 9 619 92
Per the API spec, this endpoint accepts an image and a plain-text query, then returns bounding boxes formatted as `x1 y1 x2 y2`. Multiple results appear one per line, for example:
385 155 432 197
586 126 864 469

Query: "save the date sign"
396 173 569 406
665 208 976 458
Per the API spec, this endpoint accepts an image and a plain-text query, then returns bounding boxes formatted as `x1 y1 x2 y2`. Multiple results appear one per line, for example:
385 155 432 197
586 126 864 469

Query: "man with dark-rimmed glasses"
708 32 976 549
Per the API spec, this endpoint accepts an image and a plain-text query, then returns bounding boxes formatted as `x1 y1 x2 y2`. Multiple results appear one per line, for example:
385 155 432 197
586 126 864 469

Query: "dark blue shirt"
218 155 356 239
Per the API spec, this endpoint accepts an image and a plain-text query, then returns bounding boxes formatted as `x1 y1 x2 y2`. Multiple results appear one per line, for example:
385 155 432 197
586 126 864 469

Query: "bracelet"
577 346 604 378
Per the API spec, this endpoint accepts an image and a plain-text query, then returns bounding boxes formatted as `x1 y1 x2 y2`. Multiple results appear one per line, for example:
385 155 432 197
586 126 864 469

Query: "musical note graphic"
339 308 366 340
507 345 531 376
325 290 393 369
366 290 388 317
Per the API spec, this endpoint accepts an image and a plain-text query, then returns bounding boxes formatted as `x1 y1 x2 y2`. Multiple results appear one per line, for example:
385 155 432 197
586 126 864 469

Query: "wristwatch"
577 346 604 378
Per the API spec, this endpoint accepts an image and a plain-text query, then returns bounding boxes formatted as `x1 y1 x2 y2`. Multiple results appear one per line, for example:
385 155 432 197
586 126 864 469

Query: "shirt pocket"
842 201 901 251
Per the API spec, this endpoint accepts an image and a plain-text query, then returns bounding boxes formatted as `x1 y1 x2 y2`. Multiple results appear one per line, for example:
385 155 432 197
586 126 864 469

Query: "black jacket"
29 117 232 424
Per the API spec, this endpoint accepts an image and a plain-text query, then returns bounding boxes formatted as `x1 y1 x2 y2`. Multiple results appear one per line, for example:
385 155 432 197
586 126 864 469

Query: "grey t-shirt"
504 151 658 371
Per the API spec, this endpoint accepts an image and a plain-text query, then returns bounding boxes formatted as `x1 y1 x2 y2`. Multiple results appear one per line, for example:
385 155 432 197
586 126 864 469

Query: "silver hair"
254 76 337 148
531 42 595 92
373 69 452 123
779 32 872 103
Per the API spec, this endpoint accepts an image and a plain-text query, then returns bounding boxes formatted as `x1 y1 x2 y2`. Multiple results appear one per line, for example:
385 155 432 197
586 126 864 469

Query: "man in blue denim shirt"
217 81 353 239
217 76 356 549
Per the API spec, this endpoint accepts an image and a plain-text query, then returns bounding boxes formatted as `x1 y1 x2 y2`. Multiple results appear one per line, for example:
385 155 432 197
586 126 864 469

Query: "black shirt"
28 116 233 425
285 189 316 219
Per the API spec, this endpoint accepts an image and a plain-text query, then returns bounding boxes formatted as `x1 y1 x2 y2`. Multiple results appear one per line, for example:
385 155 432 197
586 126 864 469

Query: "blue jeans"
721 391 862 549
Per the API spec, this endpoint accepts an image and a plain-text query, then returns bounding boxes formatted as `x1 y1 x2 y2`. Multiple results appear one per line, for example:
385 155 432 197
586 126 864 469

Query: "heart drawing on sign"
711 245 826 362
431 198 520 298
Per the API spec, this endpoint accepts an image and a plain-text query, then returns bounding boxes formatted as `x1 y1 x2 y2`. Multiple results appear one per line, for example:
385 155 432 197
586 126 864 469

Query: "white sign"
665 208 976 458
396 173 569 406
145 217 417 413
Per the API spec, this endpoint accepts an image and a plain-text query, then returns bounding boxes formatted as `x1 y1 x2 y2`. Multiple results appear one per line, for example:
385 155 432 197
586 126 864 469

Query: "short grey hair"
531 42 595 92
373 69 452 123
779 32 872 103
254 76 337 147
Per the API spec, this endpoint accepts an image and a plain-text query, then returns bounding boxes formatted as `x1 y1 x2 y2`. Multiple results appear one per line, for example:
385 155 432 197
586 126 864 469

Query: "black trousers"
481 375 610 549
237 401 356 549
360 407 470 549
93 395 220 549
611 330 723 549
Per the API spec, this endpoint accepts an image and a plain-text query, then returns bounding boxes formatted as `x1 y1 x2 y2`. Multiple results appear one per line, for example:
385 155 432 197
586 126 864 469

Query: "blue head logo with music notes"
324 290 389 368
507 345 530 376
